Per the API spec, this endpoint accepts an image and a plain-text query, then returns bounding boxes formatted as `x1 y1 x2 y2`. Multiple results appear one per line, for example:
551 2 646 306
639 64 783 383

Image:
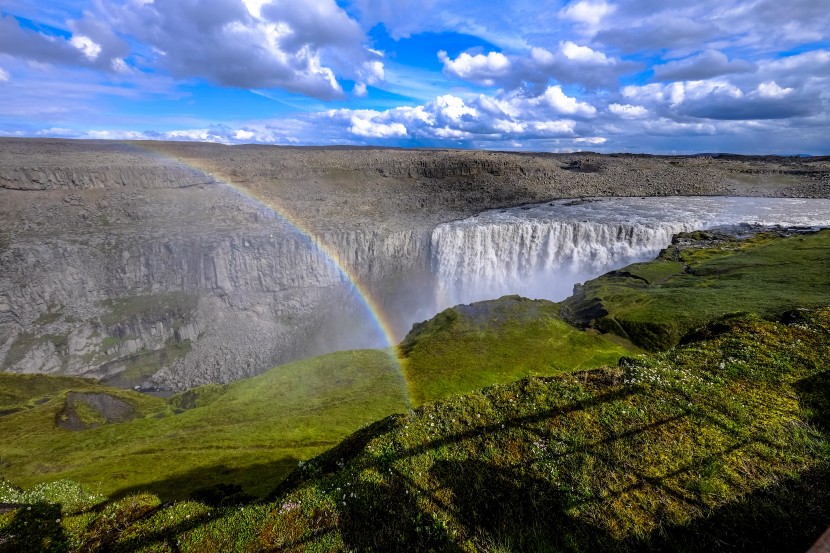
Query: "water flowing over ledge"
431 197 830 309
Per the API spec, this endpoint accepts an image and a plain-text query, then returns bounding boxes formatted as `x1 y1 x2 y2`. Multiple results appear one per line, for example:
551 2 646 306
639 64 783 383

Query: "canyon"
1 138 829 390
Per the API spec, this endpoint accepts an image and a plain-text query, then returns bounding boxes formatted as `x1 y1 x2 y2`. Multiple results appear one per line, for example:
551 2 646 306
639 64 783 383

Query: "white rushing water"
431 196 830 309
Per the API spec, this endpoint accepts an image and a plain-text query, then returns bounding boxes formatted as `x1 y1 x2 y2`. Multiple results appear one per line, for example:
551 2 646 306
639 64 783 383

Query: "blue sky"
0 0 828 154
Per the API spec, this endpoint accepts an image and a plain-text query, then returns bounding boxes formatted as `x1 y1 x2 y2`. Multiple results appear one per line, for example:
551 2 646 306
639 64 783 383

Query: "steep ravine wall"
0 227 433 390
2 139 829 390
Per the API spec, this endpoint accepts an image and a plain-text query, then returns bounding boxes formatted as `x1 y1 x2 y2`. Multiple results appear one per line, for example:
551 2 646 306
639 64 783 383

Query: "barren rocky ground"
1 138 828 390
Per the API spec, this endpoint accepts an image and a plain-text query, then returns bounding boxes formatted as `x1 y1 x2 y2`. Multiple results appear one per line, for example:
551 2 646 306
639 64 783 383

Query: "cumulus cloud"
321 85 596 146
0 1 384 99
574 136 607 144
593 0 830 56
755 81 793 99
105 0 382 99
653 50 755 81
609 103 647 118
0 13 128 71
437 42 634 89
559 0 617 29
532 85 597 116
347 112 408 137
622 78 816 120
438 50 511 86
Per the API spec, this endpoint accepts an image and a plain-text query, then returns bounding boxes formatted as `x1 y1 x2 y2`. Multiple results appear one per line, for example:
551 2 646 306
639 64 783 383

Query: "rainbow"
123 141 413 408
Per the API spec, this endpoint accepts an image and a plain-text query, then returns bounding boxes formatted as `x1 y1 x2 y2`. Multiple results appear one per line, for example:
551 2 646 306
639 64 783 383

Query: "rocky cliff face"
0 201 433 390
1 139 828 390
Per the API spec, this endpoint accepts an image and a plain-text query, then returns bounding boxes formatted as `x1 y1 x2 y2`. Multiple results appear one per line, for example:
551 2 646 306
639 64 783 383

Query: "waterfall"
430 196 830 310
431 220 696 308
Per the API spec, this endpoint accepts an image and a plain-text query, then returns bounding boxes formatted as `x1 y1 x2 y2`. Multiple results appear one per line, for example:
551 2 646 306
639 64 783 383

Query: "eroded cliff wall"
1 139 828 390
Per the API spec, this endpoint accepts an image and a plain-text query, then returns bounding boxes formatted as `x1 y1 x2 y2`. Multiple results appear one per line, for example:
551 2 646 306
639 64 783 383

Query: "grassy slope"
5 307 827 552
3 229 830 550
401 295 637 404
561 229 830 351
0 350 409 500
0 301 635 501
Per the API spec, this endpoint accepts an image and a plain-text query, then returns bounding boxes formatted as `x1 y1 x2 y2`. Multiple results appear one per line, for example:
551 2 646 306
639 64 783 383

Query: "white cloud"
434 94 478 121
609 103 648 118
437 42 631 89
317 86 595 145
0 13 128 71
559 0 617 28
533 120 576 135
493 119 526 134
533 85 597 116
574 136 607 144
622 80 743 107
106 0 383 99
87 129 151 140
0 67 8 83
438 50 511 86
622 77 817 121
755 81 793 99
353 82 368 97
560 41 611 64
348 115 407 137
69 35 102 61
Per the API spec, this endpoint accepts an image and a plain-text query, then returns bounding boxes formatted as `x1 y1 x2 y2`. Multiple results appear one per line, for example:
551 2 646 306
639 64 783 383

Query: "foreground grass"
3 307 829 552
561 229 830 350
0 300 636 501
3 228 830 550
0 350 409 500
401 295 637 404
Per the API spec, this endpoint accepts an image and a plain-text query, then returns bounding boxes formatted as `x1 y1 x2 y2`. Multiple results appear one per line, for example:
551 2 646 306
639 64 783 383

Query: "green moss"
100 339 192 389
3 331 68 370
99 293 198 327
401 295 638 404
169 384 226 411
562 230 830 350
6 308 826 552
34 307 65 327
0 350 409 501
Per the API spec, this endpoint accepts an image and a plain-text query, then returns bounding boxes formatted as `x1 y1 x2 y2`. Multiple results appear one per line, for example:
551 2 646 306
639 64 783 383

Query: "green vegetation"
0 374 99 416
0 297 637 501
0 350 408 501
3 229 830 551
98 293 198 327
562 230 830 350
3 308 829 552
401 295 637 404
101 338 192 388
3 331 69 370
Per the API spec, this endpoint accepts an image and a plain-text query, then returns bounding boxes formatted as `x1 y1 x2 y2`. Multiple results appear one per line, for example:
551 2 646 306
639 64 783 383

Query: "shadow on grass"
795 370 830 433
112 456 300 502
269 363 830 552
0 502 66 553
78 457 301 552
640 463 830 553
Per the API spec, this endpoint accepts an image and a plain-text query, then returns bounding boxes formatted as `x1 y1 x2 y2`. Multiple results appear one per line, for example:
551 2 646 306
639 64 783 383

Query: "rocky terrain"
1 138 828 390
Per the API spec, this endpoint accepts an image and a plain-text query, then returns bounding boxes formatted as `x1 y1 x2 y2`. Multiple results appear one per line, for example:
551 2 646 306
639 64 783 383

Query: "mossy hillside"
1 297 640 500
0 350 409 501
561 229 830 351
401 295 638 404
0 375 166 430
5 307 828 552
0 374 103 416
